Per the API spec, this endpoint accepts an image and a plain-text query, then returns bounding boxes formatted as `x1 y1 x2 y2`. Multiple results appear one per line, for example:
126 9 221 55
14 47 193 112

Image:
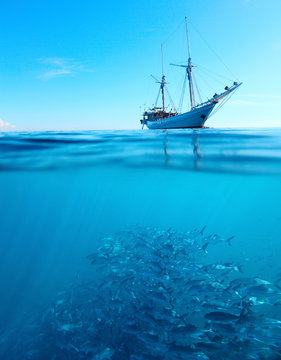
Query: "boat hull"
145 103 216 129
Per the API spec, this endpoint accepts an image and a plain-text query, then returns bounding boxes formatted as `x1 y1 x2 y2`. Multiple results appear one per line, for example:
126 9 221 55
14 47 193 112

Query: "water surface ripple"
1 129 281 174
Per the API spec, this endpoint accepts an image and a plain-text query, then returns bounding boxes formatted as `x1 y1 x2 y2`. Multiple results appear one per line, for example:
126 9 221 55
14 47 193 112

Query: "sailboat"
141 18 242 129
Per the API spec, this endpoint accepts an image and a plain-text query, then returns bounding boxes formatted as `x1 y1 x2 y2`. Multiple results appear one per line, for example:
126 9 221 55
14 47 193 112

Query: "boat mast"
161 44 166 112
185 17 195 109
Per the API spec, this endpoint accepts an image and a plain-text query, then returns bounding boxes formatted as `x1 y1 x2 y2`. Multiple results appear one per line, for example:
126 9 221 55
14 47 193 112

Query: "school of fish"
2 226 281 359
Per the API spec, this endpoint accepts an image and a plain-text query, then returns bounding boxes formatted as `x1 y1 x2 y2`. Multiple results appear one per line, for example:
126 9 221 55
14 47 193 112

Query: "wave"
1 129 281 174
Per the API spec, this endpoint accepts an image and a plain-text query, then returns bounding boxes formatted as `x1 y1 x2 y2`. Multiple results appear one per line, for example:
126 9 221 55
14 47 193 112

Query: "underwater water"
0 129 281 359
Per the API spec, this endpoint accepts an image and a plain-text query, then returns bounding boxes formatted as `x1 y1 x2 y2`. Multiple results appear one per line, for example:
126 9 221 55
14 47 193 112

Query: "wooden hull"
146 103 216 129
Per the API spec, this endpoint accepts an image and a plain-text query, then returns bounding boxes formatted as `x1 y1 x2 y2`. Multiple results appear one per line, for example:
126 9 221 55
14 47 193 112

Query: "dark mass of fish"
2 227 281 359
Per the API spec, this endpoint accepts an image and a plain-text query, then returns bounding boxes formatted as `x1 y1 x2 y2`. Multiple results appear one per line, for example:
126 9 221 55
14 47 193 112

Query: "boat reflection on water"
0 129 280 175
161 128 281 175
192 130 202 170
163 129 202 170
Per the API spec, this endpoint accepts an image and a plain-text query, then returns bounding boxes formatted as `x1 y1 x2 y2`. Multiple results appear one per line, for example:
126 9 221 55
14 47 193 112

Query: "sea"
0 128 281 360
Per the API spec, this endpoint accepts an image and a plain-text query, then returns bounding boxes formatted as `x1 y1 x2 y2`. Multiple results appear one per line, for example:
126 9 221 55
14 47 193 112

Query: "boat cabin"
142 110 178 123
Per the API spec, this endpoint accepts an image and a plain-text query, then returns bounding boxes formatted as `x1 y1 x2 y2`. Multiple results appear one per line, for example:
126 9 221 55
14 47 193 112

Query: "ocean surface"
0 128 281 359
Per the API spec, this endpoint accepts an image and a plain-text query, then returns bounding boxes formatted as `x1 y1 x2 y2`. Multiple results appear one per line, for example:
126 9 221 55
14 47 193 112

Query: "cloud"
229 99 264 106
0 118 15 131
37 57 91 80
229 94 281 106
242 94 281 100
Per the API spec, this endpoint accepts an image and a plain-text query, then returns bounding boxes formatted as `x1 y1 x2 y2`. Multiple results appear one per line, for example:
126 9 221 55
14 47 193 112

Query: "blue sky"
0 0 281 131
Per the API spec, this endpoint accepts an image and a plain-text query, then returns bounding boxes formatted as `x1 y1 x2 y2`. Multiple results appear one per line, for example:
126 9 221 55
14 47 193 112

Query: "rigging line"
169 68 184 101
162 18 185 45
195 70 216 95
192 72 202 104
189 20 239 81
196 67 226 87
212 91 234 113
210 98 229 117
178 72 188 113
197 65 233 83
197 67 230 86
166 88 177 112
209 88 238 118
192 73 207 101
154 87 161 108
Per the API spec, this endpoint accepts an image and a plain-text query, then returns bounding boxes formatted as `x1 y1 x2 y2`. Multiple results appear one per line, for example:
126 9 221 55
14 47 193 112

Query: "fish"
169 323 198 335
202 243 209 254
167 344 197 355
275 277 281 290
200 225 207 235
58 323 77 332
213 263 243 273
95 347 115 360
207 321 236 334
204 311 240 322
4 226 281 360
202 234 235 251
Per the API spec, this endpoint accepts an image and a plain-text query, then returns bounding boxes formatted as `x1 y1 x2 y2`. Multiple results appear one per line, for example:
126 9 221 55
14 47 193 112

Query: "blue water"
0 129 281 359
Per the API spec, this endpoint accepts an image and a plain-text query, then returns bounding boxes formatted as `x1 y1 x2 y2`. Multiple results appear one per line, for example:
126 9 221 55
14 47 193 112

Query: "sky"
0 0 281 131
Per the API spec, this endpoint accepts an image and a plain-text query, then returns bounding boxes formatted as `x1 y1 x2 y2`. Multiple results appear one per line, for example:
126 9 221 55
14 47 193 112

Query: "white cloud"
242 94 281 99
229 94 281 106
229 99 264 106
37 57 90 80
0 118 15 131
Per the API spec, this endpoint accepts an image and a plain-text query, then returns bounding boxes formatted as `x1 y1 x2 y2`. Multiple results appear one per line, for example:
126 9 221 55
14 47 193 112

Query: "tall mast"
161 44 165 112
185 17 195 109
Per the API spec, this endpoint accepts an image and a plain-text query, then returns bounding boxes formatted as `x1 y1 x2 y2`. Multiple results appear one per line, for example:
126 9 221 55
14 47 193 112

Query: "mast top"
161 43 164 77
161 44 165 111
185 17 195 108
170 18 195 109
185 17 191 60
